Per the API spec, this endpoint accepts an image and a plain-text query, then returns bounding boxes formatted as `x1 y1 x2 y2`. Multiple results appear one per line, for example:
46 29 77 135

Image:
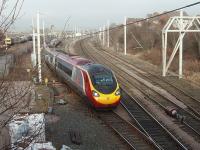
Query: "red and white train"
44 49 121 109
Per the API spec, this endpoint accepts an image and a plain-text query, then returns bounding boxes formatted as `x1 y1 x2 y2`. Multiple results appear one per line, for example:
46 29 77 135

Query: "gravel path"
45 93 129 150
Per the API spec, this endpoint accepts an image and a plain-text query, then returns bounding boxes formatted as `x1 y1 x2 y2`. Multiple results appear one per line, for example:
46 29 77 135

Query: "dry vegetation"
109 11 200 83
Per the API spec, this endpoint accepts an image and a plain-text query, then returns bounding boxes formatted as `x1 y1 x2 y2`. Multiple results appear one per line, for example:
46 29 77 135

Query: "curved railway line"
43 58 133 149
43 51 159 149
77 39 200 141
88 42 200 137
73 39 192 149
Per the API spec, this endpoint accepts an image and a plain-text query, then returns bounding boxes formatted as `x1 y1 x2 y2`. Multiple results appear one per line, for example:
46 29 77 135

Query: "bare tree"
0 0 24 33
0 1 46 149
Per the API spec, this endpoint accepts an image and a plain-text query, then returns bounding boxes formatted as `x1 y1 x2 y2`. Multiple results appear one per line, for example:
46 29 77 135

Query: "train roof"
82 63 111 72
45 48 113 71
46 48 93 66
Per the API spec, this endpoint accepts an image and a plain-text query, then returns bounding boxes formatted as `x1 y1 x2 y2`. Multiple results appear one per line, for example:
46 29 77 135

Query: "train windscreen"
89 65 117 94
94 74 113 86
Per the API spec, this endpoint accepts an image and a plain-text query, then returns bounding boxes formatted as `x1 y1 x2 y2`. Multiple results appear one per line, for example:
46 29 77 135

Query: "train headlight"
115 89 120 96
92 90 100 97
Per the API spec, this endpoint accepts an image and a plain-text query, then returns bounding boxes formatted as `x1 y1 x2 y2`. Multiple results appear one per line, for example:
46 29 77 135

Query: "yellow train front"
82 64 121 109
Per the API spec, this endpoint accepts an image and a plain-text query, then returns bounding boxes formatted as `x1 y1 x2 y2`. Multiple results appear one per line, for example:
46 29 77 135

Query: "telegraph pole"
74 26 76 39
103 25 105 46
124 16 127 55
75 26 77 38
37 11 42 83
5 33 8 50
99 27 101 42
32 18 36 67
179 10 183 78
100 27 103 44
43 21 46 47
107 20 110 48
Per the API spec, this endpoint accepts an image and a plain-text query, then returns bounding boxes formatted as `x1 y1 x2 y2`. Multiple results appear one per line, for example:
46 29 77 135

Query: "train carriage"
44 48 121 109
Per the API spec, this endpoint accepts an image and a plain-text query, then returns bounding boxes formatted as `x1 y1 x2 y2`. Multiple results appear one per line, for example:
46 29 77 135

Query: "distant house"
152 20 159 25
127 18 144 27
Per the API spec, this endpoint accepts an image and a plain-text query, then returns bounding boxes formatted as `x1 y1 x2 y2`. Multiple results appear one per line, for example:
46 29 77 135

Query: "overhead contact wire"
83 1 200 36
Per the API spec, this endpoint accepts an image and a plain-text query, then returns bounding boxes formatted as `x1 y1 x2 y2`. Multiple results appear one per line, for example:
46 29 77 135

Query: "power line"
84 1 200 36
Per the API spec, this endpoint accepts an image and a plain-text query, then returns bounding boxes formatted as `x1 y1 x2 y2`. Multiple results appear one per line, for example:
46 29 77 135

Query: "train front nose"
87 64 120 108
92 89 121 107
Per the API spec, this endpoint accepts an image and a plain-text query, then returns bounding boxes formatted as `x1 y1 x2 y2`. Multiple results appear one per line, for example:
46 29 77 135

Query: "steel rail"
78 39 188 150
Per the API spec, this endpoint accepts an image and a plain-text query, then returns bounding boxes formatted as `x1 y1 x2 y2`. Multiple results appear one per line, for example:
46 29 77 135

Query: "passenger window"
57 61 72 76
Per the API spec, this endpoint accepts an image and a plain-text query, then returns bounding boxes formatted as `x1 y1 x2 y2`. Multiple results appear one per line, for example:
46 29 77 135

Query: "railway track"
43 54 133 149
98 112 160 150
120 90 187 150
79 39 200 140
93 42 200 119
117 69 200 141
77 39 189 150
93 43 200 131
43 53 159 150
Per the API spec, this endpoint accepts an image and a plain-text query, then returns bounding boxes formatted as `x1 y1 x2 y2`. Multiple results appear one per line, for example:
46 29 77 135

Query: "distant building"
127 18 144 27
152 20 159 25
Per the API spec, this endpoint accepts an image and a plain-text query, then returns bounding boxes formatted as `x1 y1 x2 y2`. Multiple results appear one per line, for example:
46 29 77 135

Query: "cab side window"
72 68 83 89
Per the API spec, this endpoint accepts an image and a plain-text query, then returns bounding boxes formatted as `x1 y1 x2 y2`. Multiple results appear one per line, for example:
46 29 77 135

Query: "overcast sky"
10 0 200 31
